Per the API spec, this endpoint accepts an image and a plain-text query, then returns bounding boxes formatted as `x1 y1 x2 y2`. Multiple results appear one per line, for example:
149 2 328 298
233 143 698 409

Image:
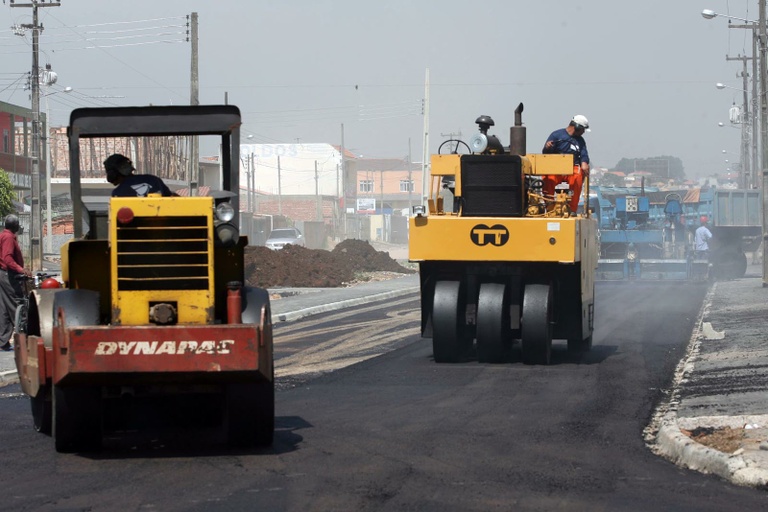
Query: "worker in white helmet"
542 114 591 214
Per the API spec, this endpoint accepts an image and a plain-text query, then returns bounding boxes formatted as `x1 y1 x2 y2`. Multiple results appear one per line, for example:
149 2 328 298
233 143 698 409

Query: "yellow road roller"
409 104 597 365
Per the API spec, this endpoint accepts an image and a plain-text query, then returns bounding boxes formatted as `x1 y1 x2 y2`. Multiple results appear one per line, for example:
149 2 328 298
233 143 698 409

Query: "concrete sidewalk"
648 265 768 489
0 274 420 387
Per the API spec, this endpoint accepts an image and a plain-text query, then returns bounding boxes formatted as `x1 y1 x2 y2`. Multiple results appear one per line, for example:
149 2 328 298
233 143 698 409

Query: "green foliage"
613 156 685 180
598 173 626 187
0 170 15 218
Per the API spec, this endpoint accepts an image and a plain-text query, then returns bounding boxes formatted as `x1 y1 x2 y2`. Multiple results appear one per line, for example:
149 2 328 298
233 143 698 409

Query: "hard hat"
571 115 589 130
700 215 708 223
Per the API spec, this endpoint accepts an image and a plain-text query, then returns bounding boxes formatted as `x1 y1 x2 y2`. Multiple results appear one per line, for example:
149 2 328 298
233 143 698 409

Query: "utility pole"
10 0 61 271
335 163 340 234
277 155 283 215
421 68 430 205
760 1 768 287
751 25 760 185
408 138 413 214
315 160 321 221
725 54 752 188
729 22 761 187
246 153 252 213
188 12 199 196
340 123 346 237
440 130 463 154
250 153 255 213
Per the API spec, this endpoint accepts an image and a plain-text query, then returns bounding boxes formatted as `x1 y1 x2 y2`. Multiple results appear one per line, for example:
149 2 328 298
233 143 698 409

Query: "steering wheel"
438 139 472 155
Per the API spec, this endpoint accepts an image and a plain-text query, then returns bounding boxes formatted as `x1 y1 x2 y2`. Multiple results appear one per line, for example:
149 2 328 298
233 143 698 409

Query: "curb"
271 286 419 323
655 413 768 488
0 369 18 387
647 282 768 489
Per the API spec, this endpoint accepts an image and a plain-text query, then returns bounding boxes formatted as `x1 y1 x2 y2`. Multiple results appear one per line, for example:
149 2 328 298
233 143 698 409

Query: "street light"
701 9 756 23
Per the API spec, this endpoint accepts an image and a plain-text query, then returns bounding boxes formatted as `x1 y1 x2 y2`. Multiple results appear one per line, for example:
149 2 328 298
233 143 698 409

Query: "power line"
45 39 186 52
38 9 189 102
43 16 187 29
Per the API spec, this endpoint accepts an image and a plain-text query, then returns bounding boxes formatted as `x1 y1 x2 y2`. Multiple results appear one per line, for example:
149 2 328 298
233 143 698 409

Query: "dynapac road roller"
409 104 597 365
14 105 274 452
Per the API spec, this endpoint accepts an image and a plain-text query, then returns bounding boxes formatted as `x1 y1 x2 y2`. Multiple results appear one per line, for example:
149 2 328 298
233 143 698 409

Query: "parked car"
265 228 305 250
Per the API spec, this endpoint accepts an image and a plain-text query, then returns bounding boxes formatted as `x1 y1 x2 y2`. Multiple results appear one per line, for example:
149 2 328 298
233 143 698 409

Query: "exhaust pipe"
509 102 526 156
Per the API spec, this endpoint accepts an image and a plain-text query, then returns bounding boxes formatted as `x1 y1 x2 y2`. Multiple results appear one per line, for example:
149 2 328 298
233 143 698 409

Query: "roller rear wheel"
31 386 52 435
476 283 510 363
432 280 471 363
53 385 102 453
521 284 553 365
226 380 274 447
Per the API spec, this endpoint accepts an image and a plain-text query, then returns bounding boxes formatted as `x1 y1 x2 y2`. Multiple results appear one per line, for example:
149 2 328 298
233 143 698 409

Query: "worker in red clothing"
0 214 32 351
542 114 591 214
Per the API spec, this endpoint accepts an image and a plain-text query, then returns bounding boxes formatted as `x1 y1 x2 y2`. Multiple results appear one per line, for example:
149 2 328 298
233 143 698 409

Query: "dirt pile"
243 239 415 288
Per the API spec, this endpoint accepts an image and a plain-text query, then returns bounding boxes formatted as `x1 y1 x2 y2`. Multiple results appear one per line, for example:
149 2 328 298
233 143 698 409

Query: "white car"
265 228 305 250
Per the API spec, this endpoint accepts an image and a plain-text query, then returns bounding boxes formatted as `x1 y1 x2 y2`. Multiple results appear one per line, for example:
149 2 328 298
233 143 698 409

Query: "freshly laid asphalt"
1 267 767 489
0 274 421 387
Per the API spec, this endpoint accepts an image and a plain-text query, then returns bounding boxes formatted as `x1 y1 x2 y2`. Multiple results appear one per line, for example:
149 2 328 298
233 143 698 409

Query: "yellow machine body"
109 196 216 325
410 216 595 264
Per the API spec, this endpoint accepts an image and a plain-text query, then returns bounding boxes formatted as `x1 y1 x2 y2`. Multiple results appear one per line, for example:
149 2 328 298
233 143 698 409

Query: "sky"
0 0 759 178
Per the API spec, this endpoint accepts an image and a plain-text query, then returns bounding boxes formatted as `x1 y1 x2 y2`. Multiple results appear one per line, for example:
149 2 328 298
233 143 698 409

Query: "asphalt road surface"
1 283 767 511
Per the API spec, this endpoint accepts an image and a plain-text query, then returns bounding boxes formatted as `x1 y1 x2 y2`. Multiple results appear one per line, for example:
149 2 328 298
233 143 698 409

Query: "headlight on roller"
215 222 239 247
215 202 235 222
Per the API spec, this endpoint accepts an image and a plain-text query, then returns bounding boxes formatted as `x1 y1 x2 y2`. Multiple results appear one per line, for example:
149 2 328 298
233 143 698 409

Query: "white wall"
240 143 341 196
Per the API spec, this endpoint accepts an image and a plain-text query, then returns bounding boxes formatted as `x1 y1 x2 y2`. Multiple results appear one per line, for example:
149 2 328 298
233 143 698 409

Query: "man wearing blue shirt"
103 153 176 197
542 114 590 214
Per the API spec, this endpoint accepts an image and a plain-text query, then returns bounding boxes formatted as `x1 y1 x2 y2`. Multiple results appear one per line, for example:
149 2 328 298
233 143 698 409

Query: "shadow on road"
426 341 619 366
74 415 310 459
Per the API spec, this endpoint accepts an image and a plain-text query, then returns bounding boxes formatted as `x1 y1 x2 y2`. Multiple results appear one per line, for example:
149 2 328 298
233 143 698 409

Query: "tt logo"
470 224 509 246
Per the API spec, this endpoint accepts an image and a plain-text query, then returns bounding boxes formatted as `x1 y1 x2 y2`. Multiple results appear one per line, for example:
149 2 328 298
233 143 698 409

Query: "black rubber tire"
31 386 52 435
226 381 275 448
476 283 509 363
731 251 748 279
712 248 748 280
53 385 102 453
521 284 553 365
432 280 471 363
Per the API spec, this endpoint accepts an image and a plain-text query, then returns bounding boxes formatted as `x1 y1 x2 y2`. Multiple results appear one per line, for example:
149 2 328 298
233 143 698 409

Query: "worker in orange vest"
542 114 591 214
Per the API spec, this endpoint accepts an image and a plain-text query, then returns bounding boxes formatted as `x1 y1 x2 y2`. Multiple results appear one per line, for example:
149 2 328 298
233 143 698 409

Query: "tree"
0 170 15 218
598 173 626 187
613 156 685 180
